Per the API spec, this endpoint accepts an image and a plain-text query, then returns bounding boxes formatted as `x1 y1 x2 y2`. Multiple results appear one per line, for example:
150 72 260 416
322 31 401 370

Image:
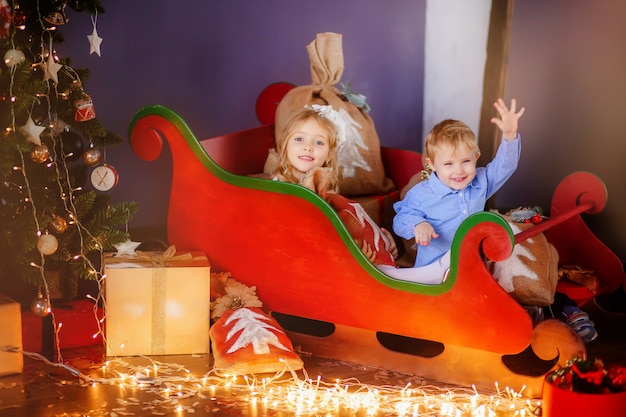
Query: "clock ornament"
90 164 118 192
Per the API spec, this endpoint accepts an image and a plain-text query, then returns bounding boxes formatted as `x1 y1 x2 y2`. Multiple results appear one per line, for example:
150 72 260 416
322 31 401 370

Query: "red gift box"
21 299 103 353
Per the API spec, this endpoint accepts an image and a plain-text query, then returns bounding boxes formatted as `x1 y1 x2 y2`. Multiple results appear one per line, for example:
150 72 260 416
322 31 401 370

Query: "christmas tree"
0 0 138 304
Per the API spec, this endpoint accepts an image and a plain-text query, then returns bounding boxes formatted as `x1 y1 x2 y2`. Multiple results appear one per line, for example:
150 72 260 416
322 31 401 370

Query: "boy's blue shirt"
393 135 521 267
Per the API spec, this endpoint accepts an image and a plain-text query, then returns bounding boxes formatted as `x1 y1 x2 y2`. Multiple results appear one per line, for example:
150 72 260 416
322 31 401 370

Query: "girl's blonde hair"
423 119 480 166
274 108 340 192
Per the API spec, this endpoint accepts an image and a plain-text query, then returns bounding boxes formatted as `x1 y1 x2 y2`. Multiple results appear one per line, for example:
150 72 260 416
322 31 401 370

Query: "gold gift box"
104 249 211 356
0 293 23 376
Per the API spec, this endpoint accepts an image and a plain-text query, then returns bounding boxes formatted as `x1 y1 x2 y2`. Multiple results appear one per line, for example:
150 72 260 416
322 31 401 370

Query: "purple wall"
58 0 426 237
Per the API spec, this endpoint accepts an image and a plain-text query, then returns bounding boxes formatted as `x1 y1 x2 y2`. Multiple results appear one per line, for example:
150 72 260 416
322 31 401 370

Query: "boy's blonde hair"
275 108 340 192
423 119 480 166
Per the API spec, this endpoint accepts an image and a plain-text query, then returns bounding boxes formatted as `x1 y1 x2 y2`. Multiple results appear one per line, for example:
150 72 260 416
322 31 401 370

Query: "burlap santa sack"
488 216 560 306
266 32 394 196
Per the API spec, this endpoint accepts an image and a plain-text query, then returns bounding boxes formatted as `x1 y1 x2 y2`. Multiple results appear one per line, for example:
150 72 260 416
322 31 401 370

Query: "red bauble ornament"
0 0 11 39
12 9 26 28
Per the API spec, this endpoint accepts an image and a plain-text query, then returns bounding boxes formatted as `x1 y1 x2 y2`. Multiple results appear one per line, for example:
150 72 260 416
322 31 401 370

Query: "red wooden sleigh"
128 104 624 398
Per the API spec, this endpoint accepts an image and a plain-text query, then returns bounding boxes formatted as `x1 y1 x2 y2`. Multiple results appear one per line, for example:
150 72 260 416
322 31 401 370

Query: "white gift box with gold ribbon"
0 293 23 376
104 247 211 356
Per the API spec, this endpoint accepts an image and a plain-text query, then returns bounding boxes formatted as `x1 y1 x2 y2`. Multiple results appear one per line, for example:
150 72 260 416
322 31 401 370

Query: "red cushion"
325 193 395 267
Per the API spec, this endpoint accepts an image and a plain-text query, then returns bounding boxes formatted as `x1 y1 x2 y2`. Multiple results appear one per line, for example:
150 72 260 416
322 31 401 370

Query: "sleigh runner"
129 104 624 398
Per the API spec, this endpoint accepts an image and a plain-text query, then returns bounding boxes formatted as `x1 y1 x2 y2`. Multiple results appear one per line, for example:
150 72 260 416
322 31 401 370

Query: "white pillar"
423 0 492 142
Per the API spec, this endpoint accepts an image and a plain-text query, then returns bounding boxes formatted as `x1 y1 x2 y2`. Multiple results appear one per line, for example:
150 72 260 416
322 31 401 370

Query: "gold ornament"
30 293 51 317
50 215 68 234
37 233 58 256
4 49 25 68
30 144 50 163
82 147 102 166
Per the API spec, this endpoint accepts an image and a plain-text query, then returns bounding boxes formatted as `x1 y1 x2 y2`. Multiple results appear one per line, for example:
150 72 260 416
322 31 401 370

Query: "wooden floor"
0 292 625 417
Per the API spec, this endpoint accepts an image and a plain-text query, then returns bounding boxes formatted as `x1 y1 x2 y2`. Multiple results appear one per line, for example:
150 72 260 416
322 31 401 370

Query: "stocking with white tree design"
209 275 304 375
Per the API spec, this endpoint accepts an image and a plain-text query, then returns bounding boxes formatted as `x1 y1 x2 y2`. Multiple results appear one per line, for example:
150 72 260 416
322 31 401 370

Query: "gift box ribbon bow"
108 245 207 268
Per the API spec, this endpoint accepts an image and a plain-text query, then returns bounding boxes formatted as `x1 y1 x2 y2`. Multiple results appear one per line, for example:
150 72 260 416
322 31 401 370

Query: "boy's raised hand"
491 98 525 140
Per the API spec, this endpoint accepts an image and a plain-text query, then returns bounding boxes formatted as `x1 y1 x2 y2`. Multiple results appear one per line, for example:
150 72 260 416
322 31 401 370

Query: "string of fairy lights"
2 4 109 363
9 348 539 416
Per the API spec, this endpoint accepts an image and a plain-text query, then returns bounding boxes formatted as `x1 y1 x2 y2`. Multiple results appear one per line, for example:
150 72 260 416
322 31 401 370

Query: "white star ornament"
19 117 46 146
114 240 142 256
43 54 63 83
88 26 103 56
